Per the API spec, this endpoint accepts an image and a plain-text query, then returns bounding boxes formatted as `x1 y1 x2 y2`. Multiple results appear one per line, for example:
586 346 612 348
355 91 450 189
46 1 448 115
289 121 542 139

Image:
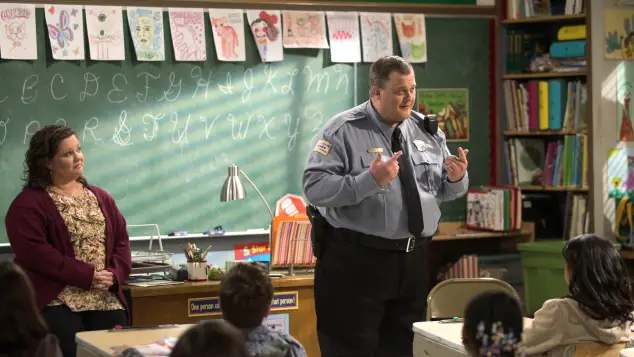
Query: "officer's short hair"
369 56 413 94
219 261 273 329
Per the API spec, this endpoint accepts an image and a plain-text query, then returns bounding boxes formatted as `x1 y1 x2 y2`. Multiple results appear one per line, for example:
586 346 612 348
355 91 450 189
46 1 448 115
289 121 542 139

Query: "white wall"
591 0 629 238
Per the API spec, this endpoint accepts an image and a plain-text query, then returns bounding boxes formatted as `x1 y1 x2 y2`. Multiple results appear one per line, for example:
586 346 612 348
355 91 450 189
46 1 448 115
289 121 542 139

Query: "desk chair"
426 278 520 320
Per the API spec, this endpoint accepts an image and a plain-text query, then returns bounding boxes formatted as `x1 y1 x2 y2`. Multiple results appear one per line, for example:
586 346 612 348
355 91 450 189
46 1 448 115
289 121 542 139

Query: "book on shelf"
503 78 587 131
562 192 589 239
271 219 316 267
505 0 584 20
466 185 522 232
504 135 588 187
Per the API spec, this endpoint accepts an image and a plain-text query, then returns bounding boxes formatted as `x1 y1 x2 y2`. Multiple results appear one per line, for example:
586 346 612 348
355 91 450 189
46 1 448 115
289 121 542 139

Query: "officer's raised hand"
370 151 403 186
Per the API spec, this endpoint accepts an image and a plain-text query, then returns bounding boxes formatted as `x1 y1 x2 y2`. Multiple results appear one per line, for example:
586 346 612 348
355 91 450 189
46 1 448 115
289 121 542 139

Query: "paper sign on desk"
111 336 175 356
264 313 289 334
234 241 270 262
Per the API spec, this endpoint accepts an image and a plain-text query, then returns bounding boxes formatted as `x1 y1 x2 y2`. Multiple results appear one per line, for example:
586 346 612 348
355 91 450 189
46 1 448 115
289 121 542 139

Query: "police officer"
302 56 469 357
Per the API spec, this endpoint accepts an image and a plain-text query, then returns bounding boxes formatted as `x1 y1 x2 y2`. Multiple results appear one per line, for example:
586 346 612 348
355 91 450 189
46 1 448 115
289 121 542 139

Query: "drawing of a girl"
251 11 278 60
129 8 164 60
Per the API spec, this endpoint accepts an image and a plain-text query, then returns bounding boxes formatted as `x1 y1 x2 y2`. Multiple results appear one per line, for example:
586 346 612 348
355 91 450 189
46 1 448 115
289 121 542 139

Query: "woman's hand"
92 270 114 290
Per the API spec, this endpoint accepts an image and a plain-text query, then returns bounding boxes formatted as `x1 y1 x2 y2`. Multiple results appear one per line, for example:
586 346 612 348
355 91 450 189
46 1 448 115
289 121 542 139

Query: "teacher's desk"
123 222 534 357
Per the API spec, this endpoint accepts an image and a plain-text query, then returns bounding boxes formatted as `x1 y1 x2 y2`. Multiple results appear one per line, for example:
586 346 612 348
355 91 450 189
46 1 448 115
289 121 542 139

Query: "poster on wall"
416 88 469 142
607 145 634 200
617 63 634 142
605 8 634 60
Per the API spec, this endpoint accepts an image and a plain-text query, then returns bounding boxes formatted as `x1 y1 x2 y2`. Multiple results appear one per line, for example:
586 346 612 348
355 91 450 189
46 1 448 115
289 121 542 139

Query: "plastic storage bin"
518 240 621 314
518 241 568 315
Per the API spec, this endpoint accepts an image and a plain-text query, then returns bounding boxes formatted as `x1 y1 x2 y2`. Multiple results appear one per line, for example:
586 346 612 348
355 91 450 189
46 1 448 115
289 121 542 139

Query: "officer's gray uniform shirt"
302 101 469 239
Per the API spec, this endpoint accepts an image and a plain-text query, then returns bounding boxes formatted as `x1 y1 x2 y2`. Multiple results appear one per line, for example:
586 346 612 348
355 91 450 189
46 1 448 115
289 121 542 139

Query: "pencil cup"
187 261 208 281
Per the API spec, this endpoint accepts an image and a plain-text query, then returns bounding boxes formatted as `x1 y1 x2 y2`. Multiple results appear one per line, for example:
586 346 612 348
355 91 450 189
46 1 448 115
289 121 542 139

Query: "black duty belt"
331 226 429 252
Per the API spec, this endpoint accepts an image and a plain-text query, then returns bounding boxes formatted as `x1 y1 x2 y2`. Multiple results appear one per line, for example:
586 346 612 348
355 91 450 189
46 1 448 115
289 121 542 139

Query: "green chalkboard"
0 10 490 244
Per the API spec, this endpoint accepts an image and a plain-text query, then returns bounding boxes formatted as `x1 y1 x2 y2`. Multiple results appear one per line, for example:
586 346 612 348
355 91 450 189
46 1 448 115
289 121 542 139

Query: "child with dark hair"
219 262 307 357
462 291 524 357
0 261 62 357
169 320 249 357
521 234 634 357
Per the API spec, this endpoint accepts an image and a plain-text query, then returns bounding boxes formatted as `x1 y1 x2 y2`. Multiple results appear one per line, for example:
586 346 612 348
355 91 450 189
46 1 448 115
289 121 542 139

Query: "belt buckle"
406 236 415 252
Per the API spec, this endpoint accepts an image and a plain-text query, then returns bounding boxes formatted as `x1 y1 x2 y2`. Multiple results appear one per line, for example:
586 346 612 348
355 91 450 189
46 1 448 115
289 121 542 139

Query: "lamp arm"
240 171 274 218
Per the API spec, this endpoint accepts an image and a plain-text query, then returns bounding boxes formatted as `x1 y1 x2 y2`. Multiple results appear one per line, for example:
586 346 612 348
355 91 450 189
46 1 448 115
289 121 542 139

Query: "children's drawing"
605 9 634 60
44 5 85 60
168 8 206 61
282 11 328 49
608 146 634 200
394 14 427 63
618 63 634 142
359 12 392 63
209 9 245 62
325 11 360 63
85 6 124 60
417 88 470 141
127 7 165 61
246 10 283 62
0 4 37 59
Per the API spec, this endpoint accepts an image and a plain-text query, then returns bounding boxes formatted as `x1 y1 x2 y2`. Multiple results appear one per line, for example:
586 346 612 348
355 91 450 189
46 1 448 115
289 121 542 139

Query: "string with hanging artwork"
0 4 428 64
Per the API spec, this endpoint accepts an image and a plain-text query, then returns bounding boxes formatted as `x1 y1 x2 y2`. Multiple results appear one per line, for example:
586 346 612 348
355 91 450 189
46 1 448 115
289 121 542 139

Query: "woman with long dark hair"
521 234 634 357
0 261 62 357
5 125 131 357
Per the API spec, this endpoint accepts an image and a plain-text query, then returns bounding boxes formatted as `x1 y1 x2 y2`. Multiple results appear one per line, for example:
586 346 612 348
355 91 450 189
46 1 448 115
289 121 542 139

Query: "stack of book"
466 185 522 232
271 220 316 267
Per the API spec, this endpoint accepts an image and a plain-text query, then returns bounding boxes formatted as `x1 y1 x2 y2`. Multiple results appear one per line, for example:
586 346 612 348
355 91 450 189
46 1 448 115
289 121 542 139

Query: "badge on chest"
412 139 426 152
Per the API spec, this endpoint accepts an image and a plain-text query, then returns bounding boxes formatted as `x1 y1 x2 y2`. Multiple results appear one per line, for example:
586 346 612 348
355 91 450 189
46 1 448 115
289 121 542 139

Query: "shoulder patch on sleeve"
313 139 332 156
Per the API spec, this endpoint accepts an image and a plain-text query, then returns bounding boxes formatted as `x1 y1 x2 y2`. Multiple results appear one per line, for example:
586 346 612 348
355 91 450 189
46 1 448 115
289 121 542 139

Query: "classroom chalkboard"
0 10 490 244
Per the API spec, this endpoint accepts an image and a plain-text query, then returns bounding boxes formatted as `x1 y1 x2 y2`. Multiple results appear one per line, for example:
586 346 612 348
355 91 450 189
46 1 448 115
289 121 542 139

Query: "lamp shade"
220 164 246 201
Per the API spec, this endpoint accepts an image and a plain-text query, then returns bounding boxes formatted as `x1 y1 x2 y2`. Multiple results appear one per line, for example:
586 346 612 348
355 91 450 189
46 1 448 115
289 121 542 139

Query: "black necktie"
392 126 425 237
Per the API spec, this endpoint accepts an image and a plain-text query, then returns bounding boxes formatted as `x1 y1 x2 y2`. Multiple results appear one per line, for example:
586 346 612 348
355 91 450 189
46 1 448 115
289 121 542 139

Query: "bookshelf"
496 0 591 240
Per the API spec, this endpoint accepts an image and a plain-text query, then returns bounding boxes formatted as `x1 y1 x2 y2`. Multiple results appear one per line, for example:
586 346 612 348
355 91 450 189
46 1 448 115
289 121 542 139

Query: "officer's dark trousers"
314 231 429 357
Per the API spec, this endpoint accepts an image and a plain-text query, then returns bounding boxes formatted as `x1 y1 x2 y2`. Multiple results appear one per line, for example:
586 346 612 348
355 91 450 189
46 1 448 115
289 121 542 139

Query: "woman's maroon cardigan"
5 185 132 315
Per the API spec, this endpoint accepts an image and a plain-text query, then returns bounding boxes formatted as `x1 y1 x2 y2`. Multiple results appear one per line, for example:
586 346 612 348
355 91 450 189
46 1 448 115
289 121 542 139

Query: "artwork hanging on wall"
605 8 634 60
607 146 634 200
617 63 634 142
417 88 470 142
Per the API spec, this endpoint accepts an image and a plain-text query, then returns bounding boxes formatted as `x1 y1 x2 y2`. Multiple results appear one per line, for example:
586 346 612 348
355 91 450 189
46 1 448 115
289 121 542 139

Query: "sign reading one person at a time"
188 291 299 317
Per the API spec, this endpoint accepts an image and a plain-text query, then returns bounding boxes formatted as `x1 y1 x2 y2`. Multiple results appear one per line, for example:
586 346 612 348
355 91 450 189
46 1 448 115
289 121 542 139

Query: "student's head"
23 125 87 189
0 261 49 349
369 55 416 124
219 262 273 329
462 291 523 357
563 234 634 324
170 320 249 357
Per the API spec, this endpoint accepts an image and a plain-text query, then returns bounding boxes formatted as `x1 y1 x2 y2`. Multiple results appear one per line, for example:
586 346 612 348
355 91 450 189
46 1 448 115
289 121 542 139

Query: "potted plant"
184 242 211 281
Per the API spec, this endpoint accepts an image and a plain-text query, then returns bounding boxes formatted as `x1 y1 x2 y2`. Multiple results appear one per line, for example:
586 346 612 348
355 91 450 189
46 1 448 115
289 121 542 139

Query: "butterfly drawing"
47 10 74 49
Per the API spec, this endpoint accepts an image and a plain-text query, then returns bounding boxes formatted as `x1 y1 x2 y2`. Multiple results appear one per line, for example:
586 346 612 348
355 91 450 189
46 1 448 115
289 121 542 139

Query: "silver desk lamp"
220 164 274 270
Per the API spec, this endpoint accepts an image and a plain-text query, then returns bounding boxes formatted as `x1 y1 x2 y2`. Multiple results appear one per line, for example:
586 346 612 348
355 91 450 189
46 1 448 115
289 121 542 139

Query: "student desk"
76 325 190 357
412 318 532 357
412 319 633 357
123 275 318 357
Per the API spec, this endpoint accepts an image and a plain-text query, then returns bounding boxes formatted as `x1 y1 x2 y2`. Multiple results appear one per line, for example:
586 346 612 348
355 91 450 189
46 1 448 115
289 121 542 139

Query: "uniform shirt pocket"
411 152 442 195
359 153 388 193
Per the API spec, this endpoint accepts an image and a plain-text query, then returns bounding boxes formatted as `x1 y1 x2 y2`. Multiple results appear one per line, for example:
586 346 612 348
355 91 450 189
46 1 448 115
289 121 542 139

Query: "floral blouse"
47 186 123 312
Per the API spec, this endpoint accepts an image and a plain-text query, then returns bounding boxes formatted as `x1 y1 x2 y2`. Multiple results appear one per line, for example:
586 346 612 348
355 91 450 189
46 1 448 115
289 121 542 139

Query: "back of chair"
574 343 627 357
426 278 520 320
